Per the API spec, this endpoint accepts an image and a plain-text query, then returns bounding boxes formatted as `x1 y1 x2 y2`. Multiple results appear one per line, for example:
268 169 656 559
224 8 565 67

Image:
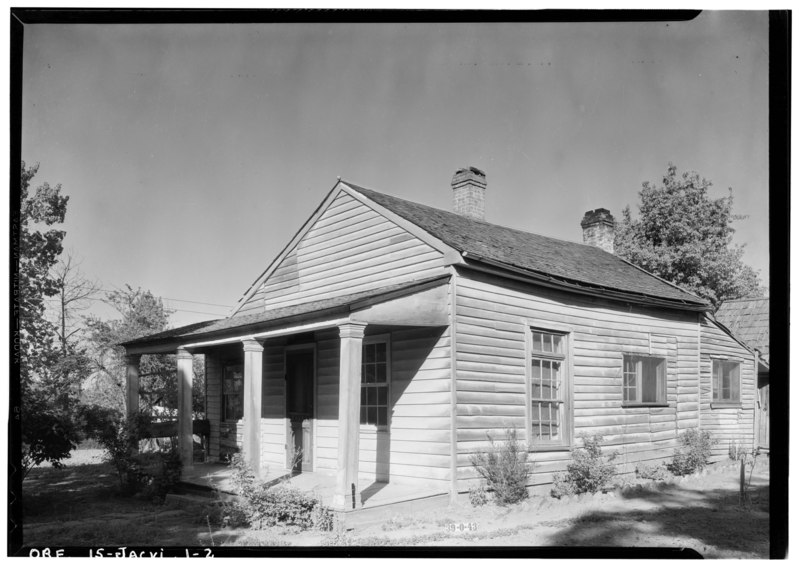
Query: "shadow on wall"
376 326 448 487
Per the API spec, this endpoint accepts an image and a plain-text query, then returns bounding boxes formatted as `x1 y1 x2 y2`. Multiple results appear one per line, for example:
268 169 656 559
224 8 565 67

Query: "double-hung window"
712 359 740 404
622 355 666 405
530 329 568 445
361 340 389 428
222 362 244 421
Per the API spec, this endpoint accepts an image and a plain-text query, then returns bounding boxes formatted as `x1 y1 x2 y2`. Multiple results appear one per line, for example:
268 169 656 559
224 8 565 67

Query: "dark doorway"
285 348 314 472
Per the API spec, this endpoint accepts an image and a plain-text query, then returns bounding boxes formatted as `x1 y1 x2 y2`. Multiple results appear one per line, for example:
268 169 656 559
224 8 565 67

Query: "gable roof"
344 182 708 310
715 297 770 362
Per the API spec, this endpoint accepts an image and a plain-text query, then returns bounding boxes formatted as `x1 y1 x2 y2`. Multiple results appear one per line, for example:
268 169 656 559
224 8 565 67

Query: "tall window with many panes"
530 329 567 445
361 340 389 429
222 362 244 421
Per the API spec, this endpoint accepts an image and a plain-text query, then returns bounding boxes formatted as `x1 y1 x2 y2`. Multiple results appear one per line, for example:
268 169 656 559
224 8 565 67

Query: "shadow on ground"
547 483 769 557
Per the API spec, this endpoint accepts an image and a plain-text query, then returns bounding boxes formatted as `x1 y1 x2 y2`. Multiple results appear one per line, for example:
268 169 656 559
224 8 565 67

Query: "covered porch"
122 275 452 511
181 462 448 510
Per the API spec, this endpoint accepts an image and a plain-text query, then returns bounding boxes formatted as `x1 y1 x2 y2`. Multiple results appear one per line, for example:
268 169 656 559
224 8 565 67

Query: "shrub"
468 484 489 507
469 429 531 505
551 435 618 498
80 406 181 501
128 447 183 502
635 462 670 481
221 453 333 531
21 399 81 480
669 429 713 475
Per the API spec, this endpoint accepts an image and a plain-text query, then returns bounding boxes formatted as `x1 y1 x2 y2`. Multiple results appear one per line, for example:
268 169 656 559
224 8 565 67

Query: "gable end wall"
235 191 448 316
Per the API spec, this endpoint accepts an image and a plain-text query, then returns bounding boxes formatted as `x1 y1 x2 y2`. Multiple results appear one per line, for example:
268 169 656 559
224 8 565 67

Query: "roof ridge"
343 180 608 252
344 179 707 308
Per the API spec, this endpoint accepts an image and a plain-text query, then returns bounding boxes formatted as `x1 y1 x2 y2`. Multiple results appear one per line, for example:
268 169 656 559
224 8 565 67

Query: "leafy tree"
18 162 80 472
18 161 68 392
84 286 205 417
614 164 763 309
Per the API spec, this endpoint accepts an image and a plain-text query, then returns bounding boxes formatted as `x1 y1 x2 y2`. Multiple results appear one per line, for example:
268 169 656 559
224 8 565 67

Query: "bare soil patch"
17 450 769 557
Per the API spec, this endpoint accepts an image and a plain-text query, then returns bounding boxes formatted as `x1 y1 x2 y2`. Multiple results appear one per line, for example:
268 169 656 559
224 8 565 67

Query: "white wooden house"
123 167 760 509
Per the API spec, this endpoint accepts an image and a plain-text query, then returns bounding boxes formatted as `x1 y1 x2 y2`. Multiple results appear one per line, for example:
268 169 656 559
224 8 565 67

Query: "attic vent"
452 167 486 220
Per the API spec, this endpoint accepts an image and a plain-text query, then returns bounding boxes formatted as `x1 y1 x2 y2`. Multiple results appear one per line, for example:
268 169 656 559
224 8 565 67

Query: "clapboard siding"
312 326 452 483
699 320 757 459
453 270 701 490
259 338 287 470
235 191 447 315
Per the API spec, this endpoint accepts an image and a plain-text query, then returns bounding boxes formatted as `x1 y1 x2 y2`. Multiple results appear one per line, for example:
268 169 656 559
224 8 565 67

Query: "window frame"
360 334 391 431
526 326 573 451
711 357 742 408
621 353 668 407
222 360 244 422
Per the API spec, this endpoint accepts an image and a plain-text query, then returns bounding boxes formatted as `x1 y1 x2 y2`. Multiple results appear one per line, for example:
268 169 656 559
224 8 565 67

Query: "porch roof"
121 275 450 353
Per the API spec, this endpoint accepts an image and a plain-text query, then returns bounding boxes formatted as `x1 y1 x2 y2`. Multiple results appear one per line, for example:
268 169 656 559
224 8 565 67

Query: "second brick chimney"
452 167 487 220
581 208 615 254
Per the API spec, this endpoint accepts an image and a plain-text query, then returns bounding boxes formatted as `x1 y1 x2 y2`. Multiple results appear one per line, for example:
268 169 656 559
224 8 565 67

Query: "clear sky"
21 12 770 327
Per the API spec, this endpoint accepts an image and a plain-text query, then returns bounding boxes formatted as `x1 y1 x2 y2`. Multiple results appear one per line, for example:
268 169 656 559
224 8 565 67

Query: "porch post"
176 348 194 472
242 339 264 477
332 322 367 511
125 354 141 417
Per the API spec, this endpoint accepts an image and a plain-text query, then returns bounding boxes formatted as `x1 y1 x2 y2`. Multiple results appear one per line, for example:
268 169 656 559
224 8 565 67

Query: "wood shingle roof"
715 297 770 362
346 182 708 309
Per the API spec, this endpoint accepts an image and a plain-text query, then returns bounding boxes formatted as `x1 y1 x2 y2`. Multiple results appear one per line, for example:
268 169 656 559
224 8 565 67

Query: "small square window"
713 360 740 403
622 355 666 405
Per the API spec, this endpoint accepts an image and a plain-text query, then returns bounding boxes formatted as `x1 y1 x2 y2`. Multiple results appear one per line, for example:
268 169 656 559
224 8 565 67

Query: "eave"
460 252 711 313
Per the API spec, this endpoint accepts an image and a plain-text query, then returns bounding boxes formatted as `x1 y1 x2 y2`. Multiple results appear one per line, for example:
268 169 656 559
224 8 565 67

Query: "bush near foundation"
669 429 713 475
470 429 531 505
219 453 333 531
635 462 670 481
551 435 618 498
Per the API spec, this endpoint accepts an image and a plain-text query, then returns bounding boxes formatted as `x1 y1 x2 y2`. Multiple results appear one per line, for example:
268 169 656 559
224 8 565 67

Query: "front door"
286 349 314 472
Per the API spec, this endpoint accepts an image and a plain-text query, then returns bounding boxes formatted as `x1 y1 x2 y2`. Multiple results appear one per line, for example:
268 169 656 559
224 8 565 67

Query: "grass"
21 462 207 548
19 455 771 555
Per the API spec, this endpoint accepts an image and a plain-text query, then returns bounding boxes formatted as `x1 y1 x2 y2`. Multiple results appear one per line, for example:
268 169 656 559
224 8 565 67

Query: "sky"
20 11 770 328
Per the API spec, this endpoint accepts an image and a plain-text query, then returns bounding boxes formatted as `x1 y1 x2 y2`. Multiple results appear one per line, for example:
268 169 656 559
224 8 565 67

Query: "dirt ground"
18 450 770 558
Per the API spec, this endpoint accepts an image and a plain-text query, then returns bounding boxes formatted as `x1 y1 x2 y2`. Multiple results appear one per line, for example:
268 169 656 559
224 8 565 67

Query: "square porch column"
125 354 141 417
176 348 194 472
332 322 367 511
242 339 264 477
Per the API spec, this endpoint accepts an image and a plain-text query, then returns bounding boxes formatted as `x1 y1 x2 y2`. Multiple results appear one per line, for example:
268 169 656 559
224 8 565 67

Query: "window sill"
622 403 670 408
528 444 571 453
711 401 741 409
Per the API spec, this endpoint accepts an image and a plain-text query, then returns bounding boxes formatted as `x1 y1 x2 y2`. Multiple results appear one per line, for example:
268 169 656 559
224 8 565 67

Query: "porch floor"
182 462 447 510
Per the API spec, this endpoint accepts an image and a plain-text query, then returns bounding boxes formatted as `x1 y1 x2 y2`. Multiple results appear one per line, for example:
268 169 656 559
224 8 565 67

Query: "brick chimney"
452 167 486 220
581 208 615 254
